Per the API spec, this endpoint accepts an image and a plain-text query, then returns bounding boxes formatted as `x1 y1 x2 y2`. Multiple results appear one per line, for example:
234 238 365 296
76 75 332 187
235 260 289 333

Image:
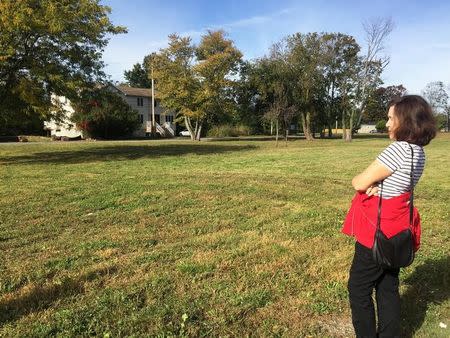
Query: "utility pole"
151 63 156 138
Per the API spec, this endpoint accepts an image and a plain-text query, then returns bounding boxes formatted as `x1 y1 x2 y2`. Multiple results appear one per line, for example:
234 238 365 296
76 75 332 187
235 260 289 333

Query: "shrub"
71 87 140 139
376 120 387 133
207 124 250 137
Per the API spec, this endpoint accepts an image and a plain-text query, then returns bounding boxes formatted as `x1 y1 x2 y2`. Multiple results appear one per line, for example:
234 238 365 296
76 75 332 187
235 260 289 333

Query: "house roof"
115 85 153 97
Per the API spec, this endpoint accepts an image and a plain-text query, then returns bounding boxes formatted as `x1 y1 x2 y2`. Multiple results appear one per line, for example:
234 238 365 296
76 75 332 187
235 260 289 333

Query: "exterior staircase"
146 121 175 138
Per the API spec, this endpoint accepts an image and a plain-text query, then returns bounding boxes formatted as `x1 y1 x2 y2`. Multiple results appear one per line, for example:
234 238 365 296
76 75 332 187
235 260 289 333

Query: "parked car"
179 130 191 137
369 129 378 133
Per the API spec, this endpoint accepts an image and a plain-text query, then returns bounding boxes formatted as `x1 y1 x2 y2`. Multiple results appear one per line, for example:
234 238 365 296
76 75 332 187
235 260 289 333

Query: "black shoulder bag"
372 144 415 269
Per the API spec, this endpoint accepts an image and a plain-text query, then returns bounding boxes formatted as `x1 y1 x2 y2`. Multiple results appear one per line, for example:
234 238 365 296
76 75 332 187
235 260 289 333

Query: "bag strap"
408 144 415 225
377 143 415 230
376 181 383 230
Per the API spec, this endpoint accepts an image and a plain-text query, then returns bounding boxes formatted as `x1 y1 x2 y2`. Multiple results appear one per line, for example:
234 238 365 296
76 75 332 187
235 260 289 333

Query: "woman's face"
386 105 398 140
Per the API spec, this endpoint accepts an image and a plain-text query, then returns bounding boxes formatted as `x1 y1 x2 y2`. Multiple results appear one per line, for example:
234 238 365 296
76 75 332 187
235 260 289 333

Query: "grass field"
1 134 449 337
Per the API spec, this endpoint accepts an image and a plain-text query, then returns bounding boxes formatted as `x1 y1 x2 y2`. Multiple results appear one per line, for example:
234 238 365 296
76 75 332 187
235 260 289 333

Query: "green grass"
0 135 449 337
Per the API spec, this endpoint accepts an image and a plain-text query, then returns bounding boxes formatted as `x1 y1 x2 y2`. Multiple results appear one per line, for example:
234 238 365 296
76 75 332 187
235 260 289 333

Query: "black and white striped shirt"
376 141 426 199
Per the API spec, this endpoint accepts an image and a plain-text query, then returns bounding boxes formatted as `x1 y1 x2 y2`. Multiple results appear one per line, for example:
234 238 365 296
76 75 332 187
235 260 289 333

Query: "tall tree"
233 60 265 134
287 32 326 140
193 30 243 139
350 17 394 141
364 84 406 123
322 33 360 138
153 31 242 141
152 34 200 140
0 0 126 133
123 61 152 88
422 81 448 113
422 81 449 131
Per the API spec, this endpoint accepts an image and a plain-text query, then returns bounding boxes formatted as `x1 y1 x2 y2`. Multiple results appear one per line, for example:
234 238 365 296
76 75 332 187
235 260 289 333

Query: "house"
357 123 377 133
109 85 176 137
44 94 82 138
44 84 176 138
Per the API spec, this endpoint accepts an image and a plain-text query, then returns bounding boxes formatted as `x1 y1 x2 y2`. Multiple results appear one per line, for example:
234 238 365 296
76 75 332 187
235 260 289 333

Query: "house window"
138 114 143 123
137 97 144 106
165 115 174 123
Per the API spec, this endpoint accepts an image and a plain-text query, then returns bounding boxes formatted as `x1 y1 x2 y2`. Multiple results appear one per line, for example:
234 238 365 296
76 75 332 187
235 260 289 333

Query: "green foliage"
152 35 199 138
0 0 126 132
71 87 140 139
124 61 152 88
376 119 387 132
194 31 243 127
422 81 449 114
123 63 148 88
152 31 242 140
207 124 250 137
0 107 45 135
435 113 447 131
364 85 407 123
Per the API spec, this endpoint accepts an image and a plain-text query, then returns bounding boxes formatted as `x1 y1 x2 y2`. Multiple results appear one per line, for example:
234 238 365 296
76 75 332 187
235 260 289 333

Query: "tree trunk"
196 123 202 141
301 111 314 141
185 116 196 141
328 82 335 138
447 108 449 132
346 109 354 142
275 120 279 147
270 121 273 135
285 129 289 146
342 114 347 140
194 119 199 140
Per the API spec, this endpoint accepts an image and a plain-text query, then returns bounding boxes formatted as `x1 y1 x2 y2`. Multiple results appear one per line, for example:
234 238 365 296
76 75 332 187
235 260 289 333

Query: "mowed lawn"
0 135 448 337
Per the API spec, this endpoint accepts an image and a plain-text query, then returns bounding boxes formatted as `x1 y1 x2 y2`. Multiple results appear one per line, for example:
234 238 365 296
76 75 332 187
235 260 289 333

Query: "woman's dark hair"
388 95 437 146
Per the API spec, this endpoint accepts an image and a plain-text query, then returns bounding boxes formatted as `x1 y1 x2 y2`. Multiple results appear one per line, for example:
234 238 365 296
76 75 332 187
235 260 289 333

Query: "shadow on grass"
401 256 450 337
0 143 257 165
0 265 117 325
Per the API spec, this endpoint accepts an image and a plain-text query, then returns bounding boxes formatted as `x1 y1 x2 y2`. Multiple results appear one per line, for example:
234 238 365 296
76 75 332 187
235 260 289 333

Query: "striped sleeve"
376 142 406 172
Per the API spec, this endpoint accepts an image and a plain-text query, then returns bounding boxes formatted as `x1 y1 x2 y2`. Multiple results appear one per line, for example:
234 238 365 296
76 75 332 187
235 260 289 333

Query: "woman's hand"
366 185 379 197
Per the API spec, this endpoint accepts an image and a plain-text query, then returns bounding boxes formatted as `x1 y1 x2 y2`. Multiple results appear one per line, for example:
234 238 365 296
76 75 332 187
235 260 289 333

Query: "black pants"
348 242 400 338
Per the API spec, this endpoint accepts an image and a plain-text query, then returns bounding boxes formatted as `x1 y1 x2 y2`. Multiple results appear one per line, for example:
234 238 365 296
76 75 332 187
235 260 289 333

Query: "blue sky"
101 0 450 94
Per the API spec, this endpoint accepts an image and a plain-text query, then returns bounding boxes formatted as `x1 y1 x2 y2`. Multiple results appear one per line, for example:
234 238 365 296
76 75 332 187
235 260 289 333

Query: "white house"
358 123 377 133
44 84 176 138
44 95 82 138
110 85 176 137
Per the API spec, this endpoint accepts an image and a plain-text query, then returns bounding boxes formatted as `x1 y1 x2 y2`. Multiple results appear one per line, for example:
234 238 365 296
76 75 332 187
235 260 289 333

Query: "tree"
153 31 242 141
193 30 243 139
287 32 326 141
350 17 394 141
258 56 296 145
248 57 282 135
321 33 361 140
364 84 406 123
152 34 200 140
0 0 126 134
233 61 265 134
124 61 152 88
71 87 140 139
422 81 449 131
375 119 387 133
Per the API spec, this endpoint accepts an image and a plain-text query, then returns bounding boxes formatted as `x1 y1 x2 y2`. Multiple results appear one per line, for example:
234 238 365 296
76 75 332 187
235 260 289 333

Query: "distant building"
109 84 176 137
44 84 176 138
44 95 82 138
358 123 377 133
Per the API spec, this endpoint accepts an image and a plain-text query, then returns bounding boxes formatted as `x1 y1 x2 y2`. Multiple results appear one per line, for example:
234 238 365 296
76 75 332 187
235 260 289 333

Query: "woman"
342 95 437 337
